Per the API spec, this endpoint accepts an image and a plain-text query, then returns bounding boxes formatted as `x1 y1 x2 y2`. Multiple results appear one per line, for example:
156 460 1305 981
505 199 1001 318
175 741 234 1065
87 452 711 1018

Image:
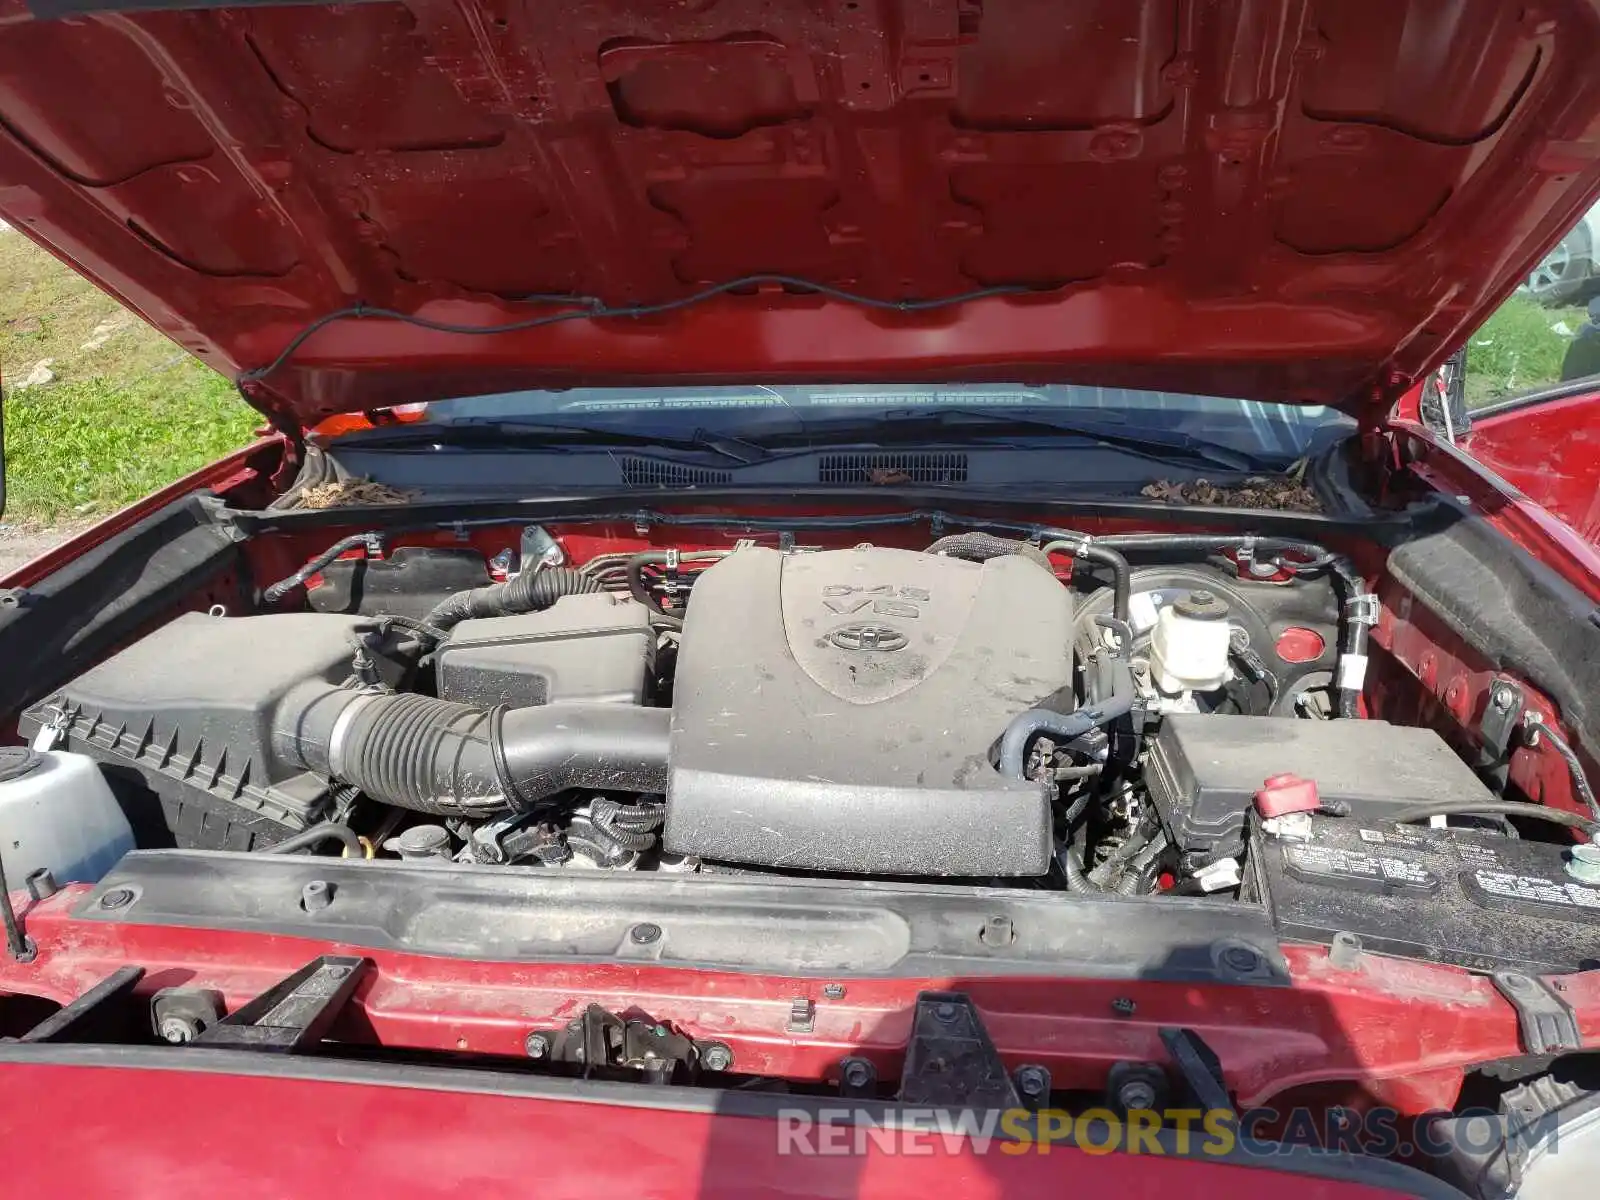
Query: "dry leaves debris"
296 478 415 509
1140 474 1321 513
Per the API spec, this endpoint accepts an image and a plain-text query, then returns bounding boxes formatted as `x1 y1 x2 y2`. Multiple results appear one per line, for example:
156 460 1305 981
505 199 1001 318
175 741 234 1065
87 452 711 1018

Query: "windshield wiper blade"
788 408 1272 472
334 420 769 464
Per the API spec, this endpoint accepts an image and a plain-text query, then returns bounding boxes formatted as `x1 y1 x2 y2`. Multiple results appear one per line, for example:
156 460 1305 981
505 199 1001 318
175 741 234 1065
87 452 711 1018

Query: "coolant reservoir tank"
1149 589 1232 694
0 746 134 884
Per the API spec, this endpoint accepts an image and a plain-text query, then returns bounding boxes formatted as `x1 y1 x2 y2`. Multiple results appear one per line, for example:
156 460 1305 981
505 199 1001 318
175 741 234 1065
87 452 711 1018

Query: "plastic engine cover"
664 546 1072 875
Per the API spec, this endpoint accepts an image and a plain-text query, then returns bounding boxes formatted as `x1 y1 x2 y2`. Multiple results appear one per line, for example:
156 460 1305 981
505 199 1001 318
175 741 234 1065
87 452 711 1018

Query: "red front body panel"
0 1059 1443 1200
0 887 1553 1116
5 0 1600 420
1457 390 1600 545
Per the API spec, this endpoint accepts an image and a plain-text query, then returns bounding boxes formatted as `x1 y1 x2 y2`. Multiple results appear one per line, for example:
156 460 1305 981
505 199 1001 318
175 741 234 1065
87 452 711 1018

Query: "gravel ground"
0 523 83 580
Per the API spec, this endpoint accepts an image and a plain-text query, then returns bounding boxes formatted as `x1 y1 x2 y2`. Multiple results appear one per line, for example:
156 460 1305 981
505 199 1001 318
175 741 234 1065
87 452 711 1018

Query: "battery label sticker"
1353 826 1503 865
1358 825 1434 850
1285 844 1439 893
1454 842 1504 867
1472 870 1600 911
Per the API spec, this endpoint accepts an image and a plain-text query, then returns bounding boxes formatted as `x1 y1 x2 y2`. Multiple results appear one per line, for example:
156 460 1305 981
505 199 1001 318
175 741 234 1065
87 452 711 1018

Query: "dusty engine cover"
665 546 1073 875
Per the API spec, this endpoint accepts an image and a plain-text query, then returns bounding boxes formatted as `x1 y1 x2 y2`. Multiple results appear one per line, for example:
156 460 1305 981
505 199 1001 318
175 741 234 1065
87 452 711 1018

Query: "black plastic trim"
0 492 242 716
1387 500 1600 749
225 490 1423 546
76 849 1291 984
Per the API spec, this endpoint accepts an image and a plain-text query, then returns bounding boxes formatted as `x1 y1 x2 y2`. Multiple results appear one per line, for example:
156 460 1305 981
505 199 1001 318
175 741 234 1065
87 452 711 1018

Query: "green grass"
1463 292 1587 407
0 232 259 526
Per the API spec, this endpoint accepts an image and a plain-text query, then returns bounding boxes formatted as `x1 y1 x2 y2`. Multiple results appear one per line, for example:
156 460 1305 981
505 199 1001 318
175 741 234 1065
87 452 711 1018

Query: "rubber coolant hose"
624 551 729 624
1038 538 1132 622
260 822 364 857
998 656 1136 778
423 567 603 634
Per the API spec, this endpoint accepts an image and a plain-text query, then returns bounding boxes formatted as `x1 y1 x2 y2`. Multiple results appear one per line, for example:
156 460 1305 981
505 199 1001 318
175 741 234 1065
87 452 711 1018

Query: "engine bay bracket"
1492 972 1581 1055
191 954 370 1053
898 991 1021 1108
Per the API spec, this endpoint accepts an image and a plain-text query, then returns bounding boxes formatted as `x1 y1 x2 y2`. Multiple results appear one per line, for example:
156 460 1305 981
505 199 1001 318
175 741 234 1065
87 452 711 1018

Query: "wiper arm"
332 420 769 464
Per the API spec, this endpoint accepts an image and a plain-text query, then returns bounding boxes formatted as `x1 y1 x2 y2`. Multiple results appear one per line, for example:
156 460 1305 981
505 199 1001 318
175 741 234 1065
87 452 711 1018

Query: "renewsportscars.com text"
775 1105 1554 1159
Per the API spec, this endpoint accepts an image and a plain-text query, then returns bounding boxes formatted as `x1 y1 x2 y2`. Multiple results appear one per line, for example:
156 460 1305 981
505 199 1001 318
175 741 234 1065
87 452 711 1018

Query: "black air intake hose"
926 533 1054 572
276 683 669 816
423 567 604 634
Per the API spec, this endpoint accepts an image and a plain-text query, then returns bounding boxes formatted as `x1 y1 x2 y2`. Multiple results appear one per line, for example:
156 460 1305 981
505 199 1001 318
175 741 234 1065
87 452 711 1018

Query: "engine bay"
16 518 1600 977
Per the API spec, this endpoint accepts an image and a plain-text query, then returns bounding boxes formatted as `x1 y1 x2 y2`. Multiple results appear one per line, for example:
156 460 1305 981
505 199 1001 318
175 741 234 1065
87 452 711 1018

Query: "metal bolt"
1221 945 1260 974
701 1042 734 1072
980 915 1014 947
1492 685 1515 712
1015 1065 1049 1100
301 880 333 912
630 922 662 945
842 1059 873 1089
98 887 135 910
325 964 350 980
1117 1078 1158 1111
25 868 57 902
524 1032 551 1059
159 1016 198 1045
1111 997 1136 1017
1502 973 1531 992
1552 980 1569 993
822 983 846 999
1329 931 1364 970
934 1001 959 1022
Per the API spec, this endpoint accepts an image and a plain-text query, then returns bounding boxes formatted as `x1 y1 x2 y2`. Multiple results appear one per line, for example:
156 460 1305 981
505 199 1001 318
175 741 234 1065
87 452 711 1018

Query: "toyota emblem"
829 623 909 652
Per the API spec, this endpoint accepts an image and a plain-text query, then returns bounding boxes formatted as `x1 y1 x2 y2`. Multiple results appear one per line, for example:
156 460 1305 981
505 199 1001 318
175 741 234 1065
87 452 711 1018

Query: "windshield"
415 384 1350 463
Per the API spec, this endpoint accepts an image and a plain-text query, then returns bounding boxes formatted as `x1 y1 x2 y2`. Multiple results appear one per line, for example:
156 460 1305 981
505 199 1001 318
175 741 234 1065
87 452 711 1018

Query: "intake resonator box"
664 546 1074 876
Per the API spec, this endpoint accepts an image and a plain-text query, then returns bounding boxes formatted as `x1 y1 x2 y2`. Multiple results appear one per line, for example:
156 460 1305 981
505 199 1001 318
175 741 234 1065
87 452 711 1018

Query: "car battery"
1247 813 1600 975
1147 713 1493 866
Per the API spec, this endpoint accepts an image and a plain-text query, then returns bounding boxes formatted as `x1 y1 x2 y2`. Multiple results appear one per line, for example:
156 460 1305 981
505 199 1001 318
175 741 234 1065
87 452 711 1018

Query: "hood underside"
5 0 1600 425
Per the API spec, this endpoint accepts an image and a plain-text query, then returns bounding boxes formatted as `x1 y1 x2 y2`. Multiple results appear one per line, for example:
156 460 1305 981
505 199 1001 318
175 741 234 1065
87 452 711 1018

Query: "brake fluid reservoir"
1148 589 1232 694
0 747 134 884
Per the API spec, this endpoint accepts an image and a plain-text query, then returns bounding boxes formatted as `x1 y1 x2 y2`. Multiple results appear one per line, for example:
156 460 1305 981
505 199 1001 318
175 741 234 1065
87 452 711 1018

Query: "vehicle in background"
1523 200 1600 305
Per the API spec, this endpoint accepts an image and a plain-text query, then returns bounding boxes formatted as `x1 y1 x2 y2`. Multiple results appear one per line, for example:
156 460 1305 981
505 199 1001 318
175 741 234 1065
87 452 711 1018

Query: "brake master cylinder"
1148 589 1232 696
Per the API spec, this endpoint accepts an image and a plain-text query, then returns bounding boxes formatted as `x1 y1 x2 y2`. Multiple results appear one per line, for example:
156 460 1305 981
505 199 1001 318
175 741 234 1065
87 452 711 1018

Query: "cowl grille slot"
817 451 969 484
619 456 734 488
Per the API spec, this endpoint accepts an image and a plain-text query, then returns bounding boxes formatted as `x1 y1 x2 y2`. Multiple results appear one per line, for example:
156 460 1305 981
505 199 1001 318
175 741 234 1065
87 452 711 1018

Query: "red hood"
5 0 1600 428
